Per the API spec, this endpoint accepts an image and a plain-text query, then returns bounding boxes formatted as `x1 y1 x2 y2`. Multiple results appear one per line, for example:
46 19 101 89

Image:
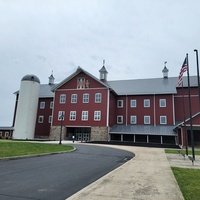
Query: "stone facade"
49 126 66 141
50 126 109 142
91 126 109 141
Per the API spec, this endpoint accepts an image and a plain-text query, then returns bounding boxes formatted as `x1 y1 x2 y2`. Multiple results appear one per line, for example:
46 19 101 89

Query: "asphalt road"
0 144 134 200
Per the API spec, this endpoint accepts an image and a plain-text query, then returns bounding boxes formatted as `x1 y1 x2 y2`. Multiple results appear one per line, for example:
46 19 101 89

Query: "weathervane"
103 59 105 66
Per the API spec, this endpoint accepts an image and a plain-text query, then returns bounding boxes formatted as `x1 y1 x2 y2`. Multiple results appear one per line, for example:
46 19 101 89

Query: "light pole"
59 113 64 145
194 49 200 109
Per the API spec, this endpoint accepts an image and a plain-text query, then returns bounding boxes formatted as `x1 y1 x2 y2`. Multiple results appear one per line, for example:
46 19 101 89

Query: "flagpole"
194 49 200 110
186 53 195 160
181 82 188 155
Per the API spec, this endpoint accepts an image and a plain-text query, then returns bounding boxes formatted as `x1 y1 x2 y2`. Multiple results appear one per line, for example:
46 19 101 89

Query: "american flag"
177 57 188 87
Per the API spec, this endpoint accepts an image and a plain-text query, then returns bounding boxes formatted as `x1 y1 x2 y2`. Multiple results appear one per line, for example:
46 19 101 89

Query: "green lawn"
172 167 200 200
165 148 200 155
0 140 74 158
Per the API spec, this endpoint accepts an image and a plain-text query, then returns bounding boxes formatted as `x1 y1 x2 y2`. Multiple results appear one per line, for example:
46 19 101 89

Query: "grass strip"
0 140 74 158
172 167 200 200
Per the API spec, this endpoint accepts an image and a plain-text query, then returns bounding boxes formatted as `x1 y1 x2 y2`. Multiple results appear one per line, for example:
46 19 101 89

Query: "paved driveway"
0 144 133 200
68 145 184 200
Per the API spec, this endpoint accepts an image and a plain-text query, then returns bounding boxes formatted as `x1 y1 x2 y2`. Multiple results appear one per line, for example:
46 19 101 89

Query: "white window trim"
95 93 102 103
160 99 166 107
94 111 101 121
40 101 45 109
117 100 123 108
70 111 76 121
38 115 44 123
160 116 167 124
83 93 89 103
71 94 77 103
58 111 65 120
130 115 137 124
117 115 123 124
59 94 66 104
144 116 150 124
48 116 52 123
82 111 88 121
50 101 54 109
130 99 137 108
144 99 150 107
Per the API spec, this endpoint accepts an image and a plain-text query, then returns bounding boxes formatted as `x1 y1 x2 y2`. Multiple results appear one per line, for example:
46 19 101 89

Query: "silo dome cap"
21 74 40 83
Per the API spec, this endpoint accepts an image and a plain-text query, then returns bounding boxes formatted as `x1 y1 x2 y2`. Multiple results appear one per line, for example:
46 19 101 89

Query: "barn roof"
110 125 176 136
107 76 198 95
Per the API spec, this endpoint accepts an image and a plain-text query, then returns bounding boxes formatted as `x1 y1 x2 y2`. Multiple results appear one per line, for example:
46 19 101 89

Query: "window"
40 102 45 109
144 99 150 107
83 93 89 103
59 94 66 104
160 99 166 107
38 116 44 123
70 111 76 121
50 101 54 109
82 111 88 121
77 77 85 89
58 111 65 120
49 116 52 123
94 111 101 121
130 115 137 124
130 100 137 108
95 93 102 103
144 116 150 124
160 116 167 124
71 94 77 103
117 100 123 108
117 115 123 124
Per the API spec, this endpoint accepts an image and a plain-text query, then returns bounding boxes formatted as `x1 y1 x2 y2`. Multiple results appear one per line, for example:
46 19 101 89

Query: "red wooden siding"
109 92 117 126
52 71 108 127
59 72 106 90
35 98 53 137
114 94 174 125
175 87 199 122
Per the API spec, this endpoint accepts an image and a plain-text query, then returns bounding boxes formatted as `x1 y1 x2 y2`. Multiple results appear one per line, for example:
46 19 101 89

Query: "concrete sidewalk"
66 144 184 200
166 153 200 169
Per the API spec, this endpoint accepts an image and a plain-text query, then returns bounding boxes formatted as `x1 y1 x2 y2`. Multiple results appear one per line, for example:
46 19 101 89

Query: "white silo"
13 75 40 139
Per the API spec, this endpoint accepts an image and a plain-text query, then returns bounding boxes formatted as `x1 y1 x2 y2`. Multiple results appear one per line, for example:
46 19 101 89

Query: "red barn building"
12 65 200 147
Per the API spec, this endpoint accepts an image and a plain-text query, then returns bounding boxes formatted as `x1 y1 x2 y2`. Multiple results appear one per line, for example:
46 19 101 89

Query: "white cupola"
162 61 169 79
99 60 108 82
49 72 55 85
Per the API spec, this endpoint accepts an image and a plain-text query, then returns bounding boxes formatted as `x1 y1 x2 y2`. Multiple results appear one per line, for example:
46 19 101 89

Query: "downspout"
172 94 175 125
154 94 156 126
106 88 110 127
126 95 128 126
106 89 110 141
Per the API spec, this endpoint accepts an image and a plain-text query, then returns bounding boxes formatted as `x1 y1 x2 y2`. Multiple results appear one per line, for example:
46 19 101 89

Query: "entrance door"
67 127 91 142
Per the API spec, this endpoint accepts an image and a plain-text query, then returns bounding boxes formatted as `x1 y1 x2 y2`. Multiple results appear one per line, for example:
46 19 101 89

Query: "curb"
0 147 77 161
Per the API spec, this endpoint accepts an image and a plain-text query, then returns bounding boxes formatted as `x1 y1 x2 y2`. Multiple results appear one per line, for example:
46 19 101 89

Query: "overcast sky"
1 0 200 126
